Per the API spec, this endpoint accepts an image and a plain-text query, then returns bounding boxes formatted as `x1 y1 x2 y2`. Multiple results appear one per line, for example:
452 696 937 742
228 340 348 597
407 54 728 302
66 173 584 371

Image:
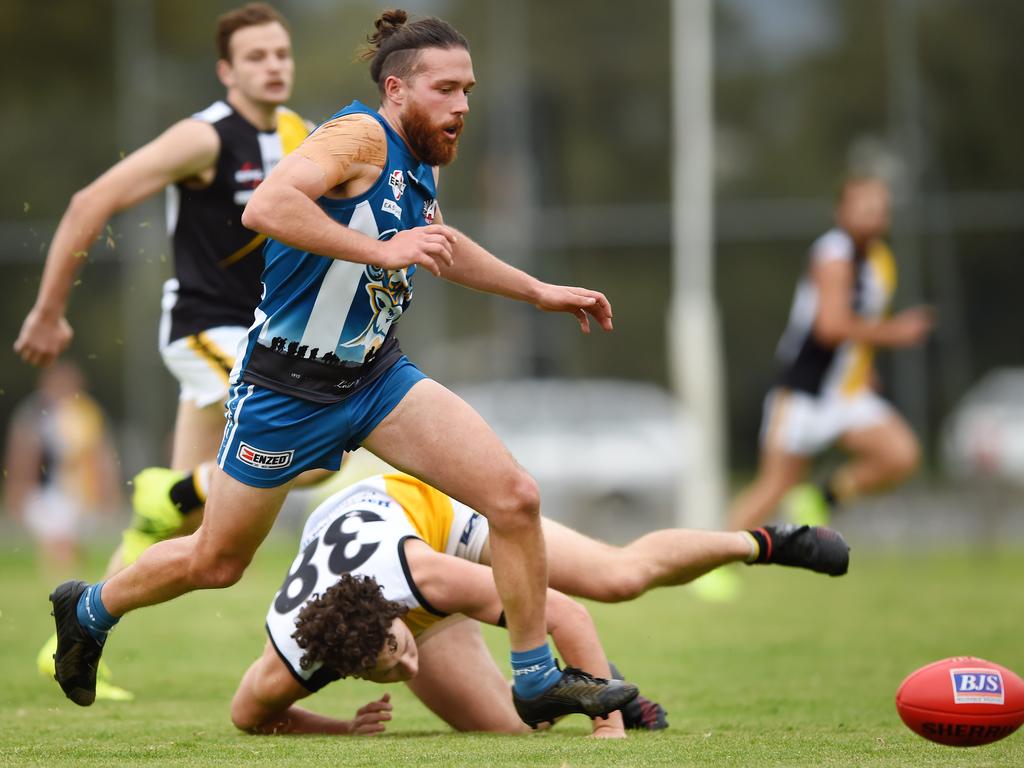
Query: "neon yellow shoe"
36 633 58 679
95 679 135 702
784 484 832 528
691 567 742 603
131 467 187 539
37 632 134 701
120 528 162 566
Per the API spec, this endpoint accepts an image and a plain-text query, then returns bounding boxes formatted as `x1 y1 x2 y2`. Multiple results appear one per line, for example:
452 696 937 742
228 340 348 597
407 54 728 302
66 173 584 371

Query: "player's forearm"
546 593 612 680
241 705 357 736
33 192 113 315
546 594 626 736
815 315 898 347
440 228 543 303
242 185 382 266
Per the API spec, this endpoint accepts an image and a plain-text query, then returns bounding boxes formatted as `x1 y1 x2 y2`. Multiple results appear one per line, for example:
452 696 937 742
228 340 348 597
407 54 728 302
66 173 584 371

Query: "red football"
896 656 1024 747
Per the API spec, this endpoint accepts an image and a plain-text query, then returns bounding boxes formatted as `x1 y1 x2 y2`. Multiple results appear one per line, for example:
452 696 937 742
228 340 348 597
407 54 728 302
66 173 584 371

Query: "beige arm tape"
295 115 387 189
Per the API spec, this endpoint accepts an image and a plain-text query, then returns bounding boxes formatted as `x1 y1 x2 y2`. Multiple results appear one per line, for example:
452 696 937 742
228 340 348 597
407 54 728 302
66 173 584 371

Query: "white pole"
669 0 727 529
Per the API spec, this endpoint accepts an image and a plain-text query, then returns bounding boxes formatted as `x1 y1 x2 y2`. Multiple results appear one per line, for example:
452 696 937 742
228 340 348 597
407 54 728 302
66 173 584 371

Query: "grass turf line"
1 539 1022 767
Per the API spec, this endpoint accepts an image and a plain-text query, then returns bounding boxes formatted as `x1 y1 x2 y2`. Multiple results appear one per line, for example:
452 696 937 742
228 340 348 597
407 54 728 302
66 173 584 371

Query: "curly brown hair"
292 574 408 678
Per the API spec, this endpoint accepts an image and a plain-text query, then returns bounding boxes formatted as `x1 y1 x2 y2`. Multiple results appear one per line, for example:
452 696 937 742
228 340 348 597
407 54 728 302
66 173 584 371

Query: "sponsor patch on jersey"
950 668 1004 704
381 198 402 220
389 170 406 200
459 512 480 545
423 199 437 224
237 442 294 469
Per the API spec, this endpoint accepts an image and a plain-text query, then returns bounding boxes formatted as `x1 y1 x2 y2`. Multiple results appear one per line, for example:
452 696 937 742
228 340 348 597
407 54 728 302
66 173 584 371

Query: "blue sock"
75 582 119 644
511 643 563 699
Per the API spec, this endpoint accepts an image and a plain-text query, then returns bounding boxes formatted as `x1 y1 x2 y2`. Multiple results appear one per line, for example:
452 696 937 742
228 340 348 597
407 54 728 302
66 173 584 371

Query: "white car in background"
943 368 1024 486
455 379 695 543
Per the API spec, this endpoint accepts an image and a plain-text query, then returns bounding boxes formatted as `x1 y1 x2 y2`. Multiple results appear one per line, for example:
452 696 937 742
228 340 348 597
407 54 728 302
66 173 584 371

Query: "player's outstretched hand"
350 692 392 735
590 720 627 739
888 305 935 347
533 284 613 334
379 225 457 276
14 308 73 367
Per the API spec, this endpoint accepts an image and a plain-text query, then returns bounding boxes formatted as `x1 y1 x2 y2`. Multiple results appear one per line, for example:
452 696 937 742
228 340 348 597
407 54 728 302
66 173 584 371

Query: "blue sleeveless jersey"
236 101 438 403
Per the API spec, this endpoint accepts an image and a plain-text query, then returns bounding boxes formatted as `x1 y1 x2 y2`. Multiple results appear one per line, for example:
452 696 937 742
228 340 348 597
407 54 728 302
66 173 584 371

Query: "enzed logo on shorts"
950 668 1004 704
237 442 294 469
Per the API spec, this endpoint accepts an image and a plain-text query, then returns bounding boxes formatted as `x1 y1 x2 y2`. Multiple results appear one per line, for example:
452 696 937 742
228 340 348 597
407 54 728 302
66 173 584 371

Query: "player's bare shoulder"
296 113 387 198
158 117 221 187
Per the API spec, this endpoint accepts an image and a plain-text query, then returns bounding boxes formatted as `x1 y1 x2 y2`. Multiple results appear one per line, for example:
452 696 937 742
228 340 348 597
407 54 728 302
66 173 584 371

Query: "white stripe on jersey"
297 201 380 351
165 184 181 237
193 100 232 124
257 131 284 180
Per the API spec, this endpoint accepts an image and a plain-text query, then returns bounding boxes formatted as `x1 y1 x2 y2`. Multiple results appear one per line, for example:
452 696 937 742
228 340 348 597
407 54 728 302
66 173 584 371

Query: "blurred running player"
17 3 310 698
49 10 622 728
728 176 934 531
228 471 847 736
4 362 121 576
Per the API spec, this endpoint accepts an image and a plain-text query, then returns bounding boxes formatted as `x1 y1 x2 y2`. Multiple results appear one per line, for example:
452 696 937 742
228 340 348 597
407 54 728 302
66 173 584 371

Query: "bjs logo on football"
237 443 293 469
950 668 1004 705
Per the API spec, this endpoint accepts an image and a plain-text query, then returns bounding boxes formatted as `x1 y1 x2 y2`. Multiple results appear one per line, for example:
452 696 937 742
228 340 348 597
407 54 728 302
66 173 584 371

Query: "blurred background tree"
1 0 1021 476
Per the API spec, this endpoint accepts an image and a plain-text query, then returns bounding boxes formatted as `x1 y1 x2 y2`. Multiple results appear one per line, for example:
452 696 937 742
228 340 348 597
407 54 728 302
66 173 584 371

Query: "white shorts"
23 488 88 542
760 387 894 456
159 324 246 409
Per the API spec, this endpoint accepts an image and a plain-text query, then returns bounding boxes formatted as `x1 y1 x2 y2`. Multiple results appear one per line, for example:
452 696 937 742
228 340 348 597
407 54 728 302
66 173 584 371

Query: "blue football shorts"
217 356 427 488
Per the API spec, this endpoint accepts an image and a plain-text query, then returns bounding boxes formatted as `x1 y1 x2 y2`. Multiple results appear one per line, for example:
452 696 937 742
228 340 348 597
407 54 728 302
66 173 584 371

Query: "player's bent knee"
484 471 541 532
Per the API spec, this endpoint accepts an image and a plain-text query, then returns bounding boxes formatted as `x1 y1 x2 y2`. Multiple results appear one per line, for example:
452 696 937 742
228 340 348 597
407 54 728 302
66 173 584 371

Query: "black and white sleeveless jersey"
163 100 308 342
265 476 457 692
775 228 897 397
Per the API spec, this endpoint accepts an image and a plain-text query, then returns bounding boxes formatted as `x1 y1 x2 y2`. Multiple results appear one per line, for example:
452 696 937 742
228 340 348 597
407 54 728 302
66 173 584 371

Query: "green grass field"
2 536 1022 767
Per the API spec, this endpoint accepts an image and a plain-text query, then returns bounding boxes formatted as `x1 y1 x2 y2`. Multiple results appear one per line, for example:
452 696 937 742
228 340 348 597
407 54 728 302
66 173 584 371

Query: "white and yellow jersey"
265 474 486 691
775 228 897 398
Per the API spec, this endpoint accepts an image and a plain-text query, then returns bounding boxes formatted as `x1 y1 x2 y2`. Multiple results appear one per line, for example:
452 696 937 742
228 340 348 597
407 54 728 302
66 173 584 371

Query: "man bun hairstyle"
360 8 469 93
216 2 289 62
292 574 408 679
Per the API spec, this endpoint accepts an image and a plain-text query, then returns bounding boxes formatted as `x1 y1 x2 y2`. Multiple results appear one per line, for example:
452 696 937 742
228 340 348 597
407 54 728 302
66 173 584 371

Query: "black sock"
820 479 839 509
746 527 772 563
169 473 203 514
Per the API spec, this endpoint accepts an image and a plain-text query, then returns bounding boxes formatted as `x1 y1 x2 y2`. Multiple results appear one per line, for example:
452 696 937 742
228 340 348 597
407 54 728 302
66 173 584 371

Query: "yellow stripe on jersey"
840 240 897 396
868 240 898 297
276 107 309 154
403 607 442 637
218 232 267 268
840 344 875 396
186 332 233 383
382 473 455 553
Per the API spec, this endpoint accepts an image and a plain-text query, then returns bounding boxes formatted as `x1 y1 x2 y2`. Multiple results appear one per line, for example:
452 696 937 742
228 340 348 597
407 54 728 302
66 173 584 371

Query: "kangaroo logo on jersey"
950 668 1004 705
423 199 437 224
389 170 406 200
237 442 294 469
341 282 405 355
